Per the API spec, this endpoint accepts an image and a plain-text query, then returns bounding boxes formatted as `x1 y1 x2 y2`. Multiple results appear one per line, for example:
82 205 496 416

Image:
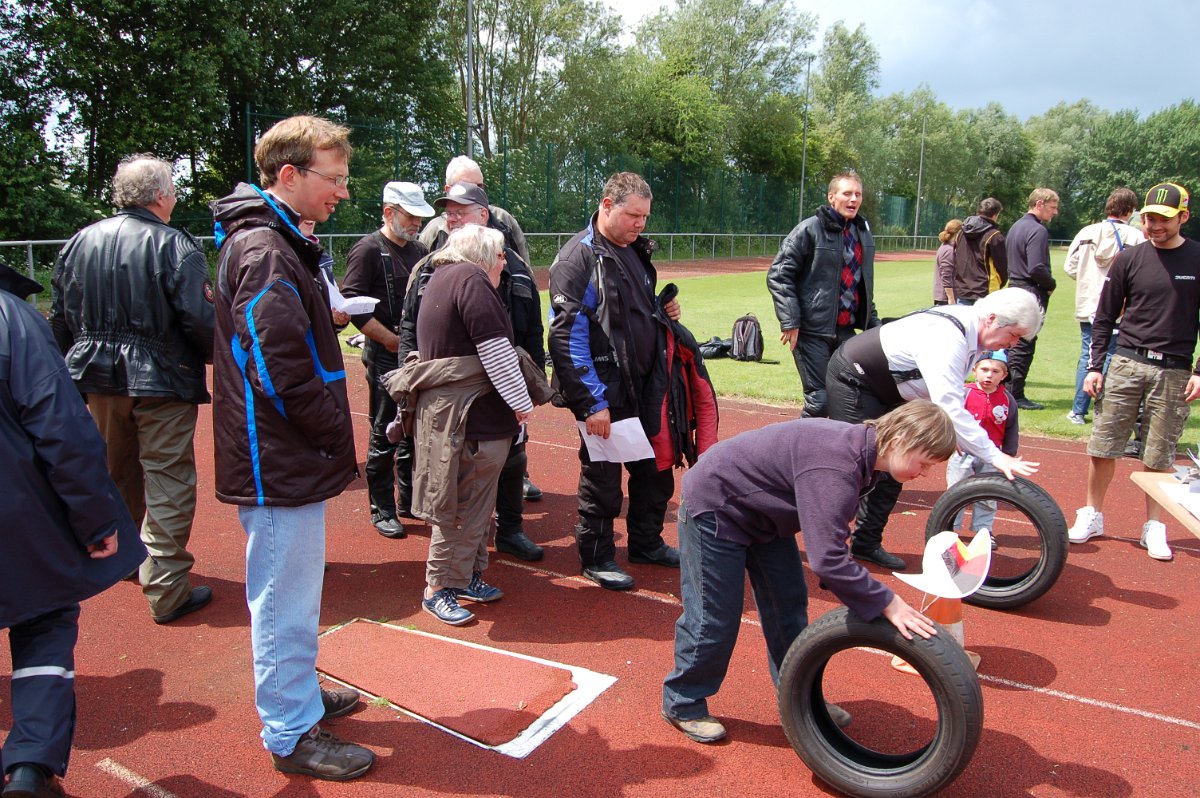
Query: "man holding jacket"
548 172 689 591
767 172 881 418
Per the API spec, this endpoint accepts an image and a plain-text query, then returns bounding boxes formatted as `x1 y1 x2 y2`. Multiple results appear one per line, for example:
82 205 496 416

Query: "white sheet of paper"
323 270 379 315
576 418 654 463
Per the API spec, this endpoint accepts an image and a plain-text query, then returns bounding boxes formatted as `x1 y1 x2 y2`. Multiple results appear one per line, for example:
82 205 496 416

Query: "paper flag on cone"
892 530 992 599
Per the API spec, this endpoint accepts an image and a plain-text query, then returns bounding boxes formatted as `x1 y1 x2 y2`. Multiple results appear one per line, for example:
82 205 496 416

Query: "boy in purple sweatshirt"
662 400 956 743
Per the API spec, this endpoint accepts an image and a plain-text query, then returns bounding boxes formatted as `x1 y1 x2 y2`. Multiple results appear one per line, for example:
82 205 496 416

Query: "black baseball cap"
1141 182 1189 218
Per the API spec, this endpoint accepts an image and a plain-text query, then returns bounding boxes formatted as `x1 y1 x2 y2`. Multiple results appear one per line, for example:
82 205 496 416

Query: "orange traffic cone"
890 596 981 674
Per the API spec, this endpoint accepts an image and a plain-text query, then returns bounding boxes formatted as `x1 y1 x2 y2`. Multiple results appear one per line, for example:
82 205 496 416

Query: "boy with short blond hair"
945 351 1019 533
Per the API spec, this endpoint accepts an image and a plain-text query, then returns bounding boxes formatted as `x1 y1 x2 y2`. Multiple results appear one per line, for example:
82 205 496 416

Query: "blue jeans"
1073 322 1118 416
239 502 327 756
662 505 808 720
945 453 999 532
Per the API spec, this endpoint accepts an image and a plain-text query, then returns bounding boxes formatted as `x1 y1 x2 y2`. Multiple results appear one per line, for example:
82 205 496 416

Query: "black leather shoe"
496 530 544 561
321 686 361 720
522 473 543 502
629 543 681 568
3 763 63 797
152 586 213 625
851 546 906 570
374 517 407 539
1015 398 1044 411
582 561 635 591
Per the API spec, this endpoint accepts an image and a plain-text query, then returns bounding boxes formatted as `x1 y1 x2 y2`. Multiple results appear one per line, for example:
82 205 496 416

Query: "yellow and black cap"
1141 182 1189 218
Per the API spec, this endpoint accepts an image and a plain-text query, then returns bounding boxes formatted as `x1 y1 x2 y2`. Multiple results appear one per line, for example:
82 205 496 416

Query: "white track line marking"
495 560 1200 729
96 759 179 798
318 619 615 759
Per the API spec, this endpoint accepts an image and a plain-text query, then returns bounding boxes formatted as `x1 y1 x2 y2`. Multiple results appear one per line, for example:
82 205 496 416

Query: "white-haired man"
50 153 215 625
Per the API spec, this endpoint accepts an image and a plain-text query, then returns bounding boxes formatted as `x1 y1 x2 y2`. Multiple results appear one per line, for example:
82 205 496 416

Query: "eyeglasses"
293 165 351 188
444 206 482 220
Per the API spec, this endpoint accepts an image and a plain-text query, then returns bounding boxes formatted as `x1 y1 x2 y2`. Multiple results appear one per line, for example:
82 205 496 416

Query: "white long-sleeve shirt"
878 305 1001 463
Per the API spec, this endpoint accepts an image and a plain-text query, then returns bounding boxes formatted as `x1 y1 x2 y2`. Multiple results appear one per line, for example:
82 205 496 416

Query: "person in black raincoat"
0 262 145 797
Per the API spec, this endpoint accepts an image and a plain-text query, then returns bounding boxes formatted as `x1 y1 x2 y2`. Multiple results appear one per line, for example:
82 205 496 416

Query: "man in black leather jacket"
50 154 215 625
767 172 881 418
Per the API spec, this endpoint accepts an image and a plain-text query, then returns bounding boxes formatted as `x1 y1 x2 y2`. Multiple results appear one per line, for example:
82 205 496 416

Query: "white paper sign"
576 418 655 463
323 270 379 315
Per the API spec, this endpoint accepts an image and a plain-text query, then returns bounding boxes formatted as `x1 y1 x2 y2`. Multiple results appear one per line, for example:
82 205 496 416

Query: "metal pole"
913 116 926 248
465 0 476 156
799 54 812 222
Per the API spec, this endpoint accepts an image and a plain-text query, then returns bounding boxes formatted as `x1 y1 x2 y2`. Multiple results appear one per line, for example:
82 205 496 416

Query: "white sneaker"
1068 507 1104 543
1065 412 1087 425
1140 521 1173 561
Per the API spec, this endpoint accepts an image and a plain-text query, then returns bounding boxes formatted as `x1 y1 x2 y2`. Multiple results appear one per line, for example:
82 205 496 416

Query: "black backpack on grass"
730 313 764 361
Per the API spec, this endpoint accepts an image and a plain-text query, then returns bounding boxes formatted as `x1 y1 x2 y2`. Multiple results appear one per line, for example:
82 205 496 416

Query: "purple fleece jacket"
680 417 894 619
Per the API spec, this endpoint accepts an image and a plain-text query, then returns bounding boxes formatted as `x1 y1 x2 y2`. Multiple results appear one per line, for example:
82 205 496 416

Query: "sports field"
7 254 1198 797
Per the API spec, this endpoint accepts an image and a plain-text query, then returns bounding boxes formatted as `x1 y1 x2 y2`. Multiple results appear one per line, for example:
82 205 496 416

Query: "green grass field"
624 250 1200 449
355 248 1199 448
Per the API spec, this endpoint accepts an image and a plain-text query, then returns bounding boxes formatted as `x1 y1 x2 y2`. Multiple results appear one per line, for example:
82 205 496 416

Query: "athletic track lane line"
495 560 1200 732
95 758 179 798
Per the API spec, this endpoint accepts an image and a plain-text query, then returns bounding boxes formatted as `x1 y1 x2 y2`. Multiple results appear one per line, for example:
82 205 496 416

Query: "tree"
1024 100 1109 233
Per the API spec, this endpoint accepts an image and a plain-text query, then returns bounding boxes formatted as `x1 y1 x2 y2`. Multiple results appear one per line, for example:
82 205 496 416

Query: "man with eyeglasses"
211 115 375 781
341 182 434 538
401 182 546 562
419 154 529 266
420 156 544 503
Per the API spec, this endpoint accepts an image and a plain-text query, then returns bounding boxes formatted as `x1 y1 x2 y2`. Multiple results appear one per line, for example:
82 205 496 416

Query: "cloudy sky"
605 0 1195 120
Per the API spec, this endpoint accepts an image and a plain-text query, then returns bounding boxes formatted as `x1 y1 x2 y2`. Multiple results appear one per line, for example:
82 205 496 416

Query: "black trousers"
3 604 80 777
495 440 527 537
1006 286 1048 401
789 326 857 417
364 342 413 520
575 439 674 567
826 347 903 551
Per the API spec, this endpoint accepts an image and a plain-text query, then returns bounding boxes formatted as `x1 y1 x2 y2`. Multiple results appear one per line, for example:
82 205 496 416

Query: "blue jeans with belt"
662 504 809 720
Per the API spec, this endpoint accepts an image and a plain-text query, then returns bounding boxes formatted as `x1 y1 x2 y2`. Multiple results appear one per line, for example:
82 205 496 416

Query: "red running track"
2 372 1198 797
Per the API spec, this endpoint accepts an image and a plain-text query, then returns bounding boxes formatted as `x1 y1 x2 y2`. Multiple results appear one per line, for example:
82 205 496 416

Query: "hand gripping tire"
778 607 983 798
925 474 1067 610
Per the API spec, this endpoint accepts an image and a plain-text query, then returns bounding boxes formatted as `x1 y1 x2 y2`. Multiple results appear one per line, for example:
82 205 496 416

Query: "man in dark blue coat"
0 262 145 797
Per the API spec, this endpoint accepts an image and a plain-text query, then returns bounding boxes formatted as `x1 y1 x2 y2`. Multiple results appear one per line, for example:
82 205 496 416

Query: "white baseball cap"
382 182 435 217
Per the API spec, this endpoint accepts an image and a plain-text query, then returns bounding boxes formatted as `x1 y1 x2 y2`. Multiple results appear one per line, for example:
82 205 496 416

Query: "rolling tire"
778 607 983 798
925 474 1067 610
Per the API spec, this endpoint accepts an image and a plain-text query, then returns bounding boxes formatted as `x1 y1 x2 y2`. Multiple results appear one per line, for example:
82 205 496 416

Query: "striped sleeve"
477 336 533 413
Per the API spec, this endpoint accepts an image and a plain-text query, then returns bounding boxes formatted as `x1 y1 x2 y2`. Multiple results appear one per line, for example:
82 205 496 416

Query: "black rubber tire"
925 474 1067 610
778 607 983 798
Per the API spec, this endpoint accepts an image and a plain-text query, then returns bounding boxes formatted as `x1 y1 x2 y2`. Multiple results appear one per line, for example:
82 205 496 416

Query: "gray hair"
432 224 505 270
112 154 174 209
975 287 1044 339
602 172 652 207
445 155 483 186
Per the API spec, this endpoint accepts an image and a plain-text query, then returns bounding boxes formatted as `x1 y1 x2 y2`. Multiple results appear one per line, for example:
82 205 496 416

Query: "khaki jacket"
384 348 554 526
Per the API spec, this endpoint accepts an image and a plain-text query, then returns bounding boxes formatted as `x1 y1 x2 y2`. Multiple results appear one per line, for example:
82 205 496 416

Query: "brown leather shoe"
663 713 727 743
320 686 361 720
271 725 375 781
